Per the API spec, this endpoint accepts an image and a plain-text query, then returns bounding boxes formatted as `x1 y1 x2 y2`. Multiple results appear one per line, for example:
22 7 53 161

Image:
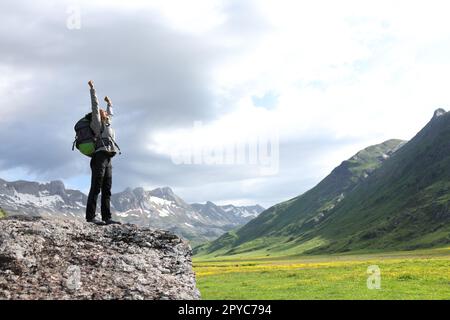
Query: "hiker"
85 80 121 225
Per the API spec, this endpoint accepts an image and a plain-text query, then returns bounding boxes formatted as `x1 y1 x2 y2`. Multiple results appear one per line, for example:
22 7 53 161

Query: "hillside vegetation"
196 109 450 258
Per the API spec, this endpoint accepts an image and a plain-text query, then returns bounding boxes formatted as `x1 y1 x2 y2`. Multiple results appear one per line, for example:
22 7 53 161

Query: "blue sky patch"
252 92 280 110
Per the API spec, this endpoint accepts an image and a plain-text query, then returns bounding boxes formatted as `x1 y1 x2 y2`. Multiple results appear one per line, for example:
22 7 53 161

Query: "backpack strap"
99 123 107 149
111 138 122 155
98 122 122 155
72 137 77 151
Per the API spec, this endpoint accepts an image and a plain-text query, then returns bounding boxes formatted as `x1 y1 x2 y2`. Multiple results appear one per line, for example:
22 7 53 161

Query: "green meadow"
193 247 450 300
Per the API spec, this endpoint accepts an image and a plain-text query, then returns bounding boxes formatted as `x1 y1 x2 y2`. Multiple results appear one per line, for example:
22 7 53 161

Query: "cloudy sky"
1 0 450 208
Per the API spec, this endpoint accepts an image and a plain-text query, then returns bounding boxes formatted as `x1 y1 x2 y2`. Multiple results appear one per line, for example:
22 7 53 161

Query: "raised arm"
88 80 101 136
104 96 114 118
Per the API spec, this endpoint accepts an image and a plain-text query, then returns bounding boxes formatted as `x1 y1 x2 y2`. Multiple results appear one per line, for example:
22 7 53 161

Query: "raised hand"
88 80 94 89
104 96 112 105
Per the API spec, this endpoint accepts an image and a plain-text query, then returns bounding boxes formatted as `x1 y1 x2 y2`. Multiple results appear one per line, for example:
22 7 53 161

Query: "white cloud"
3 0 450 206
152 0 450 164
143 0 450 206
0 65 34 123
82 0 226 33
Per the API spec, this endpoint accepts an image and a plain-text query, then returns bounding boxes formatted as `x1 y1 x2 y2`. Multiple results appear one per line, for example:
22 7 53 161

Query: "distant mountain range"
196 109 450 257
0 179 264 245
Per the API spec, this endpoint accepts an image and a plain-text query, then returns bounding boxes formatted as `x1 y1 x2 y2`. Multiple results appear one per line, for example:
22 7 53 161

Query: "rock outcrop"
0 216 200 300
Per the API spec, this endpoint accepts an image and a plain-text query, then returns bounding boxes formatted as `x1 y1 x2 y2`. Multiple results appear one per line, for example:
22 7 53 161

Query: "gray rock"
0 216 201 300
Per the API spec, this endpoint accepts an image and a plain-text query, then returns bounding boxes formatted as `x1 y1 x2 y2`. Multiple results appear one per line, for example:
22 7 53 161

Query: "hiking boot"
104 219 121 225
87 218 106 226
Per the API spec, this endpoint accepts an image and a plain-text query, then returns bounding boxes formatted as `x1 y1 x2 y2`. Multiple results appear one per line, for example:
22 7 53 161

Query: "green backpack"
72 113 96 157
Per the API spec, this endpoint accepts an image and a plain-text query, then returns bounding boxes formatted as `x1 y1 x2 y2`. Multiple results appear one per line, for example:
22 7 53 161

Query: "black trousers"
86 151 112 221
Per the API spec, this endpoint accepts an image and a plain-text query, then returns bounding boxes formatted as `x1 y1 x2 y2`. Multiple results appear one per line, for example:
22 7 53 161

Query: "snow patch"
159 209 170 217
12 190 64 207
149 196 173 206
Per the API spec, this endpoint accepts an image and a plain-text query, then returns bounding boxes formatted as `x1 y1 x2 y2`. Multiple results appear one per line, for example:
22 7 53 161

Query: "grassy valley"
194 247 450 299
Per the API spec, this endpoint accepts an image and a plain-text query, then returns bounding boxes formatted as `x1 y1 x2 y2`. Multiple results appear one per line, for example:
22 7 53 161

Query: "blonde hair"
100 109 108 122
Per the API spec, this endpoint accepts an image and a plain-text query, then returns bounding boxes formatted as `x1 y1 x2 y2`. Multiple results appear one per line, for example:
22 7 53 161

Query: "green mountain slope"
196 109 450 257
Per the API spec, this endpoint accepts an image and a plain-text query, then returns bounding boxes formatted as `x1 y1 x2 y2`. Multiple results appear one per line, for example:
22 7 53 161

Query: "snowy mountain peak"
0 177 264 244
149 187 186 207
151 187 175 197
132 187 145 197
191 202 265 223
0 178 86 216
47 180 66 196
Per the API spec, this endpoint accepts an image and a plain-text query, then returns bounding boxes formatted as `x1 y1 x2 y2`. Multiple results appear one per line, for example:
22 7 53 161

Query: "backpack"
72 113 122 157
72 113 96 157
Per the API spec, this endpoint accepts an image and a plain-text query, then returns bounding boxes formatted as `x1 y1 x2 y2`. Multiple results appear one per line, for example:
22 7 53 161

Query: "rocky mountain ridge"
0 178 264 244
